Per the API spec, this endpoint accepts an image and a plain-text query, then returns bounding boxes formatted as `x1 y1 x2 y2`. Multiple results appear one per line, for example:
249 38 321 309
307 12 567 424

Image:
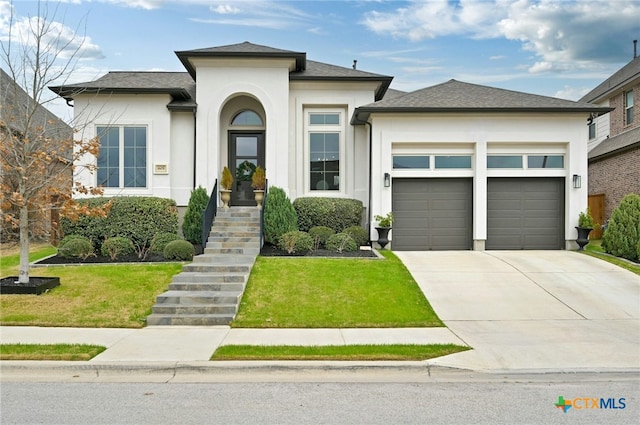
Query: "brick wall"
588 147 640 219
610 84 640 137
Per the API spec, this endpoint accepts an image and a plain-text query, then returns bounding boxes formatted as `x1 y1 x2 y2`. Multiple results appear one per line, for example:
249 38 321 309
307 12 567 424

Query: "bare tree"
0 1 104 284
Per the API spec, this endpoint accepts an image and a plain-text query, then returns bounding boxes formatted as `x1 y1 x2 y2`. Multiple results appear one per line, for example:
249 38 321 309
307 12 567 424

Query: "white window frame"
96 124 149 191
625 90 634 125
304 108 345 194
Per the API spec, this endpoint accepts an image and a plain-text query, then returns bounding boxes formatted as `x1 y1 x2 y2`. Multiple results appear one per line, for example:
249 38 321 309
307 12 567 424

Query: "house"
1 68 73 243
49 42 608 250
579 53 640 232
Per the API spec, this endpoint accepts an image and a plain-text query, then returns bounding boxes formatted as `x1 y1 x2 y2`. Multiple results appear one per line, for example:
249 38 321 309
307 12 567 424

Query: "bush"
58 237 95 260
602 194 640 262
182 186 209 245
163 240 195 261
278 231 314 254
150 233 181 256
293 197 363 232
59 234 88 249
308 226 335 250
61 197 178 259
343 225 368 246
325 233 358 253
263 186 298 245
101 237 135 260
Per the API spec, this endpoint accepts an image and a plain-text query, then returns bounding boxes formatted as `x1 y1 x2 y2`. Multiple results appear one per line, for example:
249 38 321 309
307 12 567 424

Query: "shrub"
182 186 209 245
101 237 135 260
601 194 640 262
278 231 314 254
578 208 596 229
308 226 335 250
163 240 195 261
61 197 178 259
325 233 358 253
263 186 298 245
343 225 368 246
59 234 88 249
251 165 266 190
293 197 363 232
150 233 181 256
58 237 95 260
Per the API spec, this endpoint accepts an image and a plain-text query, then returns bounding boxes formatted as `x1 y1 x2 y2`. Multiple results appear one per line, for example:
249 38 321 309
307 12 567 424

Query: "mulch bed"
36 253 168 265
260 244 379 258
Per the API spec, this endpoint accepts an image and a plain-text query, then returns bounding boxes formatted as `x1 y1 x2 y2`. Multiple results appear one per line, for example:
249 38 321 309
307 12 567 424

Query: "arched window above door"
231 110 263 126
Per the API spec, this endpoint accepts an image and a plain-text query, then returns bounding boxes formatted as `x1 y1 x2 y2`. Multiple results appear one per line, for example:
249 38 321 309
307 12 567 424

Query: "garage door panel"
487 178 564 250
392 178 472 250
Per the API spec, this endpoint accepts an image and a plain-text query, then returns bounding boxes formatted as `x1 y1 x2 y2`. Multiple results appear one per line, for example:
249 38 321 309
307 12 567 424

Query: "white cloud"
362 0 640 73
194 1 314 30
212 4 241 14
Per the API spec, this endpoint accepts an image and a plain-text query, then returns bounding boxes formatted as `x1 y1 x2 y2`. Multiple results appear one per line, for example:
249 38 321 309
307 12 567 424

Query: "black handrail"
259 180 268 249
201 179 218 247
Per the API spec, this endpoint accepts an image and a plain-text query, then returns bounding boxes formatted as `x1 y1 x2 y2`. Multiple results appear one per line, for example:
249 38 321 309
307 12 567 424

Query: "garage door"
487 178 564 250
392 178 472 250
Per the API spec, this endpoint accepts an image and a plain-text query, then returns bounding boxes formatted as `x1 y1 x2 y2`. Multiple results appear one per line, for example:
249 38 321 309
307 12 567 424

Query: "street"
1 371 638 424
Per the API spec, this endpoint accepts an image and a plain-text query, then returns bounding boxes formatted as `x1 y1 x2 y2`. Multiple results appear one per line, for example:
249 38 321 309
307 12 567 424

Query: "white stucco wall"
369 112 590 250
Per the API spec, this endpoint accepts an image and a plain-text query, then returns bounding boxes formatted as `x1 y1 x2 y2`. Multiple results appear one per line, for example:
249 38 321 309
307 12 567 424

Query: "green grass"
1 244 58 270
0 344 106 361
582 239 640 275
212 344 469 361
1 253 183 327
233 251 442 328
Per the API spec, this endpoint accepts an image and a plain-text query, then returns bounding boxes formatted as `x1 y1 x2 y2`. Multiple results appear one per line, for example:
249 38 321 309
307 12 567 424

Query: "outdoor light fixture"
384 172 391 187
572 174 581 189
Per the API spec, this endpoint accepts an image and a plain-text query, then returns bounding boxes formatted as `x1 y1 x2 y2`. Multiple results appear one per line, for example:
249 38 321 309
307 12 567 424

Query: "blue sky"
2 0 639 119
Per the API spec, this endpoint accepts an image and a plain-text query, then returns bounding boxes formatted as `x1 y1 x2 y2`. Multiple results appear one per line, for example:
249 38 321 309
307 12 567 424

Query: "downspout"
193 110 197 188
365 120 373 246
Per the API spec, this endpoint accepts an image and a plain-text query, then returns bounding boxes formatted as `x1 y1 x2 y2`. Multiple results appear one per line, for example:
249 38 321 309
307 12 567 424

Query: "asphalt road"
1 373 638 424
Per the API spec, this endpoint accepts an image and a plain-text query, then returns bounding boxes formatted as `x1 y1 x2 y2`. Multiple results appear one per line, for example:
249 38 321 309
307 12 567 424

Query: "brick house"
580 54 640 230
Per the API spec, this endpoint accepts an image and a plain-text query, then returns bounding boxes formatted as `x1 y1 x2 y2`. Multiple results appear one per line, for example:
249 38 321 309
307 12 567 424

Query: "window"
434 155 472 169
625 90 634 125
487 155 523 169
232 110 263 126
393 155 430 169
588 120 596 139
307 111 342 191
97 126 147 188
527 155 564 168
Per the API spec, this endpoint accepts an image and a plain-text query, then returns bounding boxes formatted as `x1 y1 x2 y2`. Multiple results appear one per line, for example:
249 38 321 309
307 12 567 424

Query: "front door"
229 132 265 206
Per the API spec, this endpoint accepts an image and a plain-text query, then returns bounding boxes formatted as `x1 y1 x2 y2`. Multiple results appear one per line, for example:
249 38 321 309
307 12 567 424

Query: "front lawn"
0 344 106 361
233 251 443 328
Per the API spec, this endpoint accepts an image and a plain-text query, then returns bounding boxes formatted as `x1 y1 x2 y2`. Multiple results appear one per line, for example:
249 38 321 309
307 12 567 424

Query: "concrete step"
181 263 252 273
156 290 241 304
168 281 244 291
146 314 234 326
152 303 237 315
209 230 261 238
171 272 247 284
204 247 260 256
191 254 256 265
206 237 260 245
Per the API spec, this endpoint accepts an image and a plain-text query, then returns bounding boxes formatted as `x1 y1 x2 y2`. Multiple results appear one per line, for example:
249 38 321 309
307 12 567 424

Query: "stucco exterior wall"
588 147 640 219
369 113 590 250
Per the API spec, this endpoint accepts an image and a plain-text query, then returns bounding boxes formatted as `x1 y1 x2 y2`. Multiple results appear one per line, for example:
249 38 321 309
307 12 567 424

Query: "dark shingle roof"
579 57 640 104
352 79 610 124
589 126 640 161
176 41 307 78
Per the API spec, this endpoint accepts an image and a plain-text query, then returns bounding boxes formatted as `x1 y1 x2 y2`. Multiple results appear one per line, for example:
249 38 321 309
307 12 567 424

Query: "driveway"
395 250 640 372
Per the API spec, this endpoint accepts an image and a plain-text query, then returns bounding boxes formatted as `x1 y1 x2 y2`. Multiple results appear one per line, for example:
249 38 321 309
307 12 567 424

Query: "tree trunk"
19 204 30 284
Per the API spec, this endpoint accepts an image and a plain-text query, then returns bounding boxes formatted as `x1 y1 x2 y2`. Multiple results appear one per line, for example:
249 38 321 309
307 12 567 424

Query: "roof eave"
589 141 640 162
290 75 393 101
49 86 191 100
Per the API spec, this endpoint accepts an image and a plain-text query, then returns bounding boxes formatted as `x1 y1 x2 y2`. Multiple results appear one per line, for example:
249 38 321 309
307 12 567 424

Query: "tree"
0 1 105 284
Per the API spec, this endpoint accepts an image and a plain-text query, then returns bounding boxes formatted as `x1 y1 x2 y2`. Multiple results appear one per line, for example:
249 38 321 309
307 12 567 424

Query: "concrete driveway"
396 250 640 372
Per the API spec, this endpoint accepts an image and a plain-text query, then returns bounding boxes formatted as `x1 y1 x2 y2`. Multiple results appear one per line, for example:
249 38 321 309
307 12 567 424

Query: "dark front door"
229 132 265 206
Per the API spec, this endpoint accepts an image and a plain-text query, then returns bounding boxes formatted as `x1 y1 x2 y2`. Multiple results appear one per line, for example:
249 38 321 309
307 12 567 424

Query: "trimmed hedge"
602 194 640 262
101 237 135 260
278 231 314 254
293 197 363 232
308 226 335 250
343 225 368 246
61 197 178 258
58 236 95 260
263 186 298 245
163 240 195 261
325 233 358 253
150 233 181 256
182 186 209 245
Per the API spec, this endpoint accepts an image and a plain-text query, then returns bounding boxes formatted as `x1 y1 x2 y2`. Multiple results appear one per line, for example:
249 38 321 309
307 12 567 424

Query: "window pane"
310 113 339 125
588 122 596 139
309 132 339 190
236 137 258 156
487 155 522 168
627 107 634 124
231 110 263 126
528 155 564 168
393 155 429 169
97 126 120 188
435 156 472 169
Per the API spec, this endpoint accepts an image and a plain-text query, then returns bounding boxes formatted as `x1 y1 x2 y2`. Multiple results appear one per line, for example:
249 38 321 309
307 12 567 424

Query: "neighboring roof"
588 126 640 161
176 41 307 79
382 88 407 101
290 60 393 101
579 56 640 104
352 79 611 124
1 68 72 138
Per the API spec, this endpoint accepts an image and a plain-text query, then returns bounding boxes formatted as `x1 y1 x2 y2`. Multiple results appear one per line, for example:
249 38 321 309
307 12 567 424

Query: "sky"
1 0 639 121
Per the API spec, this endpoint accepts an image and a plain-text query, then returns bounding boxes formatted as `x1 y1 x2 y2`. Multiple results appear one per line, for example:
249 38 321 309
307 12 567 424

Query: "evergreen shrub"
293 197 363 232
182 186 209 245
308 226 335 250
325 233 358 253
101 237 135 260
58 237 95 260
602 194 640 262
163 240 195 261
150 233 181 256
263 186 298 245
343 225 368 246
278 231 314 254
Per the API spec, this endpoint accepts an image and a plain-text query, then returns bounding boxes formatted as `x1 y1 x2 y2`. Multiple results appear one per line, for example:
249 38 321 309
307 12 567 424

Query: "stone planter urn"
254 190 265 209
575 226 592 251
376 227 391 249
220 189 231 209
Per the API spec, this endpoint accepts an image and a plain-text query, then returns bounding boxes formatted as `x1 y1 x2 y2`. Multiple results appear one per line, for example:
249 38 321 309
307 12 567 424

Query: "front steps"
146 207 261 326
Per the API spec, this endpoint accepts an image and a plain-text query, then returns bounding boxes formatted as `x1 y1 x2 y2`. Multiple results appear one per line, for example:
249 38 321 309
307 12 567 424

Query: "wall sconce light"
572 174 581 189
384 173 391 187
